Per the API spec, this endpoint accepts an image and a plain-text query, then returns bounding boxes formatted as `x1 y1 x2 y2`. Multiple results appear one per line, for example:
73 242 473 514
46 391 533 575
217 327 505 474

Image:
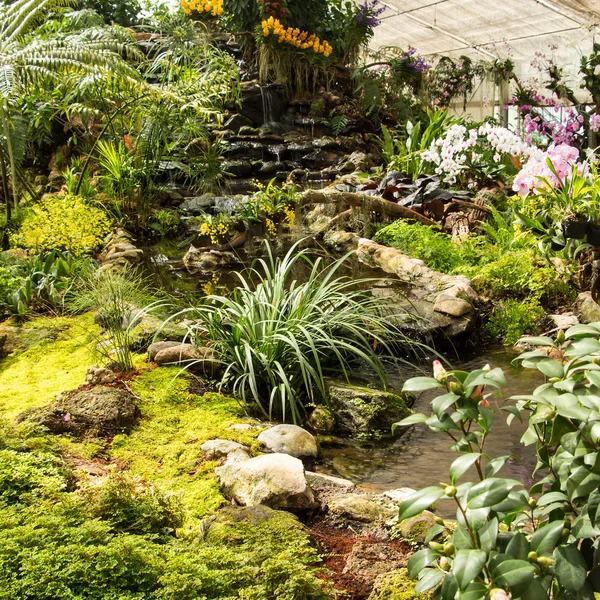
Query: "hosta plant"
394 323 600 600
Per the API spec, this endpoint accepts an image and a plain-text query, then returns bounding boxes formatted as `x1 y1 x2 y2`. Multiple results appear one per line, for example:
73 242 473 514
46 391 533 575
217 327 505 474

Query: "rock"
183 247 239 271
201 439 251 461
238 125 260 136
329 493 394 523
306 406 335 433
382 487 417 504
179 194 215 215
305 471 355 494
327 381 410 435
227 423 260 432
224 114 253 133
344 542 406 584
203 504 311 546
148 340 183 362
127 315 188 352
368 568 419 600
548 313 579 330
257 424 318 461
18 386 138 437
433 293 473 317
222 160 253 178
153 343 218 375
574 292 600 324
214 453 315 510
85 366 117 386
396 510 438 544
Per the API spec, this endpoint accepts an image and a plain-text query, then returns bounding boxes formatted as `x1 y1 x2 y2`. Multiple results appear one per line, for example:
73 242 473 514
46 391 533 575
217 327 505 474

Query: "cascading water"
260 85 285 127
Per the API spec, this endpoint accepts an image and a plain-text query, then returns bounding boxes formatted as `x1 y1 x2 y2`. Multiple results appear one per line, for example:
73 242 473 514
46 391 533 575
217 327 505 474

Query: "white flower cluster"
421 123 533 184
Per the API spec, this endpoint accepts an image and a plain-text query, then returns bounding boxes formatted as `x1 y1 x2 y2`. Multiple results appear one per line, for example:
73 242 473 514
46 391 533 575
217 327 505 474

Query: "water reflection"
317 347 544 514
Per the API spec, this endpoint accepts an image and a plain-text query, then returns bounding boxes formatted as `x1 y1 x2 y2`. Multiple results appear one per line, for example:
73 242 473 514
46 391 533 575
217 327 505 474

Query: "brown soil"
307 516 411 599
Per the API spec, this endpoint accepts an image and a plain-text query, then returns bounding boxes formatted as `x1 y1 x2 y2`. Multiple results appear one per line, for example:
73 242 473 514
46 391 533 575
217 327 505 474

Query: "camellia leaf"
402 377 444 392
398 486 445 522
530 520 564 555
449 453 481 485
467 478 512 509
485 455 511 478
506 532 530 560
553 545 588 591
518 336 555 346
408 548 440 579
414 568 444 594
457 581 488 600
453 549 487 591
492 559 536 588
536 358 564 379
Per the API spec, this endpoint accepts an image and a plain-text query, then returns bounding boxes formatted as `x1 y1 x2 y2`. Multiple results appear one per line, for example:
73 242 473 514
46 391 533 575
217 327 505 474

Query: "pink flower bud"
433 360 447 382
479 399 489 408
490 589 509 600
471 385 484 401
64 412 71 422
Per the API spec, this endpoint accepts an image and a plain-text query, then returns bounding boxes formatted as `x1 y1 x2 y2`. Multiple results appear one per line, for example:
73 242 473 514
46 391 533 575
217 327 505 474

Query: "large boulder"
214 453 315 510
257 424 318 461
152 342 218 375
201 439 251 463
326 381 411 435
574 292 600 324
18 386 139 437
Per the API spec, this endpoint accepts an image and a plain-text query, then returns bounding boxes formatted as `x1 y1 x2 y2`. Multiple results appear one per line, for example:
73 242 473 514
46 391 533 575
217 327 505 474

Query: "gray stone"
344 542 406 583
328 493 394 523
305 471 355 494
227 423 260 432
183 247 238 271
327 381 410 435
222 160 253 178
154 343 218 375
433 293 473 317
548 313 579 330
85 366 117 386
257 424 318 460
238 125 260 136
223 114 253 133
201 439 249 461
574 292 600 324
214 453 315 510
382 487 417 504
179 194 215 215
18 386 138 438
148 340 182 362
128 315 188 352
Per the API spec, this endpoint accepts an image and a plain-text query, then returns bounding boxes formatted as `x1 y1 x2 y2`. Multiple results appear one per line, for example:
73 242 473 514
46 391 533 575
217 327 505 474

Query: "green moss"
0 314 99 417
110 366 262 522
368 568 425 600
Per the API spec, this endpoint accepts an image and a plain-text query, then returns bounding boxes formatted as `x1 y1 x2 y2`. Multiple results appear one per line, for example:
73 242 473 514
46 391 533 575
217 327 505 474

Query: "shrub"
0 266 21 310
0 449 69 505
12 194 111 256
175 241 415 423
485 297 545 345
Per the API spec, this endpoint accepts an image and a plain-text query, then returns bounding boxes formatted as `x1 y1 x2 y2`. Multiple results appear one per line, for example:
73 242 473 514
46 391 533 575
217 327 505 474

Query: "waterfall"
260 85 284 126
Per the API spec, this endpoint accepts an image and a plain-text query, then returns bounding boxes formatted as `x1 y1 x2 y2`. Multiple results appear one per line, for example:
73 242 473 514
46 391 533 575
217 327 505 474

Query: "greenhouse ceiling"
371 0 600 89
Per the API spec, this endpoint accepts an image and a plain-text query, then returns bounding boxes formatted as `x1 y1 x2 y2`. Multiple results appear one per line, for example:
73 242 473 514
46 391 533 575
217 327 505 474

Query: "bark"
298 189 439 226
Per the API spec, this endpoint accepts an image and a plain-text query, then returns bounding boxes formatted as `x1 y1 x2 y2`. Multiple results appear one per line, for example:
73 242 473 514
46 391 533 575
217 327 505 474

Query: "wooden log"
299 189 439 226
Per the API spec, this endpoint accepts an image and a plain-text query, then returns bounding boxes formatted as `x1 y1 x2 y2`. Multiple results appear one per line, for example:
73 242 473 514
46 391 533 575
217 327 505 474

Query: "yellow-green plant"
12 194 111 256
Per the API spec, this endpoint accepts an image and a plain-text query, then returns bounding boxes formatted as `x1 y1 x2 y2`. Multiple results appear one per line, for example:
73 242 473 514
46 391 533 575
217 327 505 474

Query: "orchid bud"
433 360 447 383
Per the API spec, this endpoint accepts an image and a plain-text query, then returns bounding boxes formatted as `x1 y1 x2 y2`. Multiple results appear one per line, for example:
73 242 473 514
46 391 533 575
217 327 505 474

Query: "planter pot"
247 220 266 237
588 224 600 246
550 240 565 251
562 219 588 239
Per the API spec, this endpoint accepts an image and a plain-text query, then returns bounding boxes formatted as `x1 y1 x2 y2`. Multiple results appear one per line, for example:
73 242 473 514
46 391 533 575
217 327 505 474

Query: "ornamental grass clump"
176 242 412 423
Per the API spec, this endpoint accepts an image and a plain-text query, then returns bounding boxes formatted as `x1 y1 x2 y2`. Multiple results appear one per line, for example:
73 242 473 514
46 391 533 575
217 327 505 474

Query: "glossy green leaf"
531 520 564 555
493 559 536 588
506 532 530 560
398 486 445 522
415 568 444 594
449 453 481 485
536 358 564 379
402 377 444 392
453 549 487 591
553 545 588 591
467 478 512 509
408 548 440 579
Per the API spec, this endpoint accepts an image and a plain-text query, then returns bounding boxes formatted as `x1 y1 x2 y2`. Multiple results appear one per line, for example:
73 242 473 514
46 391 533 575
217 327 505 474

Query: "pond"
143 236 542 515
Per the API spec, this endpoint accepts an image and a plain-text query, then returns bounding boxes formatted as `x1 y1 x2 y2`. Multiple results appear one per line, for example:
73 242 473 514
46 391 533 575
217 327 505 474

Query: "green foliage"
485 298 545 346
81 473 183 537
80 0 141 26
0 267 21 311
149 210 181 239
69 268 162 371
395 322 600 599
175 241 413 423
12 195 111 257
0 448 69 505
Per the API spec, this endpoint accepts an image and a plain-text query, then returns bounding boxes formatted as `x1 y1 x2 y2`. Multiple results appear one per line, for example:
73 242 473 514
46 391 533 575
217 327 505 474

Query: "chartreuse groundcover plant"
394 325 600 599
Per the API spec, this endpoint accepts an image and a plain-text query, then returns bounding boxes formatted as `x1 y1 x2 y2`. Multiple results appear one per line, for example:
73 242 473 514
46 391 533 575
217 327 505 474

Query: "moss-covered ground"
0 314 330 599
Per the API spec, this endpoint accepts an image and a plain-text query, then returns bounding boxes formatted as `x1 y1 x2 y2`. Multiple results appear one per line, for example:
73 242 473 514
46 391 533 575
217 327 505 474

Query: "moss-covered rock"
326 379 411 436
307 406 336 433
368 568 424 600
395 511 439 545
